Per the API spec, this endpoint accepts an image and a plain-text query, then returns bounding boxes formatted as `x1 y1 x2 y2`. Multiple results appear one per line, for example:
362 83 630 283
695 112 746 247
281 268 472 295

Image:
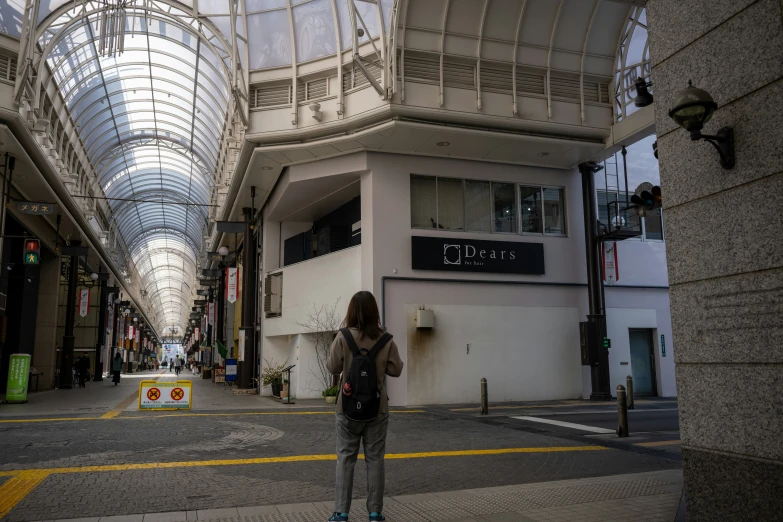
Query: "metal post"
617 385 629 437
217 258 225 363
58 241 81 389
238 206 256 389
480 378 488 415
579 162 611 400
626 375 634 410
93 274 107 381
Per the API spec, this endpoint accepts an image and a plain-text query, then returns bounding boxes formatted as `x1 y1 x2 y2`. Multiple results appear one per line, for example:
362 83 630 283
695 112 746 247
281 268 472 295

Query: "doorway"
628 329 657 396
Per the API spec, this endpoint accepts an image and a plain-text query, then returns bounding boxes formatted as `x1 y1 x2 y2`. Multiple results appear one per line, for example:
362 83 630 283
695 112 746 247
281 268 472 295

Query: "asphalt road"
0 406 681 521
508 408 680 435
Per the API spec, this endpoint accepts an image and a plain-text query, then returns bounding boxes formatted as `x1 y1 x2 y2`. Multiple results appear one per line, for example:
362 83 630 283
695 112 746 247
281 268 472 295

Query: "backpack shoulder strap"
340 328 361 356
368 333 393 359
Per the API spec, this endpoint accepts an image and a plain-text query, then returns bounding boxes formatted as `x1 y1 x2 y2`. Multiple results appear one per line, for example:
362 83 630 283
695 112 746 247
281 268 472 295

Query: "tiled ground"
33 470 682 522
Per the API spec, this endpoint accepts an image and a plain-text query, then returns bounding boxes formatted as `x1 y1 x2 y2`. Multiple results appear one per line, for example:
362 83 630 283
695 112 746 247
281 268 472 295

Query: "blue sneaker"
369 514 385 521
328 514 349 522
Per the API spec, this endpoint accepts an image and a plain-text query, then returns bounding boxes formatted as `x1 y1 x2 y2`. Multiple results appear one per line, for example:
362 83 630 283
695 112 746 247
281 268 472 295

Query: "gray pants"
334 413 389 514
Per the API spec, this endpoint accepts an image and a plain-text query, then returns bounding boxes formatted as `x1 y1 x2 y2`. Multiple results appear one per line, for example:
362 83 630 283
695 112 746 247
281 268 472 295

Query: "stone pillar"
647 1 783 519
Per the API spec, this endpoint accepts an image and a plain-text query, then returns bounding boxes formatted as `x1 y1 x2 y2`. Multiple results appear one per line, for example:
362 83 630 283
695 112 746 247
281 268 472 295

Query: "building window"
519 186 542 233
437 178 464 231
264 272 283 318
465 180 491 232
492 182 517 233
410 175 565 237
411 175 437 229
543 187 566 235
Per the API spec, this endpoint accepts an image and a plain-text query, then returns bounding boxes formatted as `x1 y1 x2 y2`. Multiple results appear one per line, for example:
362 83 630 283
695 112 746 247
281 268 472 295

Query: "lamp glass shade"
669 83 718 133
218 246 229 256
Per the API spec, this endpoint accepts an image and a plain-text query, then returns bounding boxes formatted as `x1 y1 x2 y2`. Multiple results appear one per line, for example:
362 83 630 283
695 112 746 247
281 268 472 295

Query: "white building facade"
259 146 675 405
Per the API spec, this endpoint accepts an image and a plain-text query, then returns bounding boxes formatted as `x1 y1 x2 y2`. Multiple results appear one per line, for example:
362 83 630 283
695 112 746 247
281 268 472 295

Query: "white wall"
611 240 669 287
405 304 582 405
605 289 676 397
263 245 362 337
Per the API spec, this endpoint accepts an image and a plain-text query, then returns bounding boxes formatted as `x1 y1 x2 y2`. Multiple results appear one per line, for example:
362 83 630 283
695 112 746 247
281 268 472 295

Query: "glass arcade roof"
39 3 232 334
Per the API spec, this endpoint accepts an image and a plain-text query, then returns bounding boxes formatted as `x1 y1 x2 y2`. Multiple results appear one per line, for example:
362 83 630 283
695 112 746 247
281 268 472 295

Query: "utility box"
416 309 434 329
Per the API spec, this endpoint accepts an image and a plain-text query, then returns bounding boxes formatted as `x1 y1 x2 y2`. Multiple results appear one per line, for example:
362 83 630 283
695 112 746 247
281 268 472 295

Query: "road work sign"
138 380 192 410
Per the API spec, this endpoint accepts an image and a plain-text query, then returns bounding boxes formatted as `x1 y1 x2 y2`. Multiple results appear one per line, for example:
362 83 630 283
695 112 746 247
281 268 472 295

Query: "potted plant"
261 360 286 397
281 378 289 399
322 386 339 404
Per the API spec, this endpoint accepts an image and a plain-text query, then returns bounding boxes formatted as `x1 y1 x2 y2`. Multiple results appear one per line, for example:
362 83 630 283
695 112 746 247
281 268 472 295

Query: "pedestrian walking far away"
174 356 182 376
326 291 403 522
111 352 123 385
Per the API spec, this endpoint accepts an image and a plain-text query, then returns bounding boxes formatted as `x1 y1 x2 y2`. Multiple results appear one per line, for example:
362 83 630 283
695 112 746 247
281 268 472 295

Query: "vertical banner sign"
226 267 238 303
194 328 200 344
78 288 90 317
106 293 114 338
661 334 666 357
5 353 31 403
128 326 135 342
208 302 215 326
238 329 246 362
602 242 619 285
135 329 140 346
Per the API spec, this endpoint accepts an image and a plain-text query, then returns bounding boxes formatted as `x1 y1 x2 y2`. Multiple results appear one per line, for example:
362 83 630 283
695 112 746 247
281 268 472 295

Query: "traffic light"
630 185 662 217
23 239 40 265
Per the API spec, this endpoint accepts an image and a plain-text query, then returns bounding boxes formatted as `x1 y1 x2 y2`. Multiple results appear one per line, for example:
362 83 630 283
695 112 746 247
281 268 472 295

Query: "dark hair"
343 291 383 340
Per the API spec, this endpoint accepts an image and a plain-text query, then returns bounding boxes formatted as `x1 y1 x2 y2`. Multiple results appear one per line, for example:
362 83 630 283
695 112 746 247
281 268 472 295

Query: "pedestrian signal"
23 239 40 265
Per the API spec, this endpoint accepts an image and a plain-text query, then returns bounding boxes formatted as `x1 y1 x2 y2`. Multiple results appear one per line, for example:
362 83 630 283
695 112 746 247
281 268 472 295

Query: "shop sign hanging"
226 267 238 303
78 289 90 317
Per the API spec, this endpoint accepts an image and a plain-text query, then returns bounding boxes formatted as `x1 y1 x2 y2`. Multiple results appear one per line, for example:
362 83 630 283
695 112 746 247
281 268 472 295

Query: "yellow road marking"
0 445 606 517
8 445 607 475
0 417 100 424
134 409 426 418
0 410 425 423
0 470 50 518
450 401 676 412
636 439 681 447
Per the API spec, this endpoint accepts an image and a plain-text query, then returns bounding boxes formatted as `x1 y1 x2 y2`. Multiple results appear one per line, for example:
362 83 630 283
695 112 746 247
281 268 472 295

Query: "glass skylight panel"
247 10 292 69
293 0 337 63
245 0 288 12
40 6 233 332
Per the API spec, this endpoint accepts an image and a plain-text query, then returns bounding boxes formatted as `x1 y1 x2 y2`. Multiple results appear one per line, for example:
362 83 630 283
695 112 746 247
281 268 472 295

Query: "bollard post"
480 378 488 415
617 385 629 437
626 375 634 410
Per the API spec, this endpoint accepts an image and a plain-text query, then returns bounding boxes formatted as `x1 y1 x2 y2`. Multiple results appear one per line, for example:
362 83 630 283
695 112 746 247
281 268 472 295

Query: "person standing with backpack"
326 291 404 522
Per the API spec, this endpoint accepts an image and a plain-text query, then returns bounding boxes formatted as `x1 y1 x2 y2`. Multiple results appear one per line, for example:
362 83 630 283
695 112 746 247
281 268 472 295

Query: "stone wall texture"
647 0 783 519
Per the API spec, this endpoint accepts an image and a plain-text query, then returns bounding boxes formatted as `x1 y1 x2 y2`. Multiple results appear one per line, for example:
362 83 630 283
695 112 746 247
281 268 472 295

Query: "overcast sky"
595 134 659 193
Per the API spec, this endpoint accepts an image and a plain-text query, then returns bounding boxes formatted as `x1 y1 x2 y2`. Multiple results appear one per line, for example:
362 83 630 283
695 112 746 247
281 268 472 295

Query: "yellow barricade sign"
138 380 192 410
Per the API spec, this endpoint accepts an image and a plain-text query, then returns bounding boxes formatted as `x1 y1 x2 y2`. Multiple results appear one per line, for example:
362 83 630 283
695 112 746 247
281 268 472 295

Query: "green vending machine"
4 353 31 403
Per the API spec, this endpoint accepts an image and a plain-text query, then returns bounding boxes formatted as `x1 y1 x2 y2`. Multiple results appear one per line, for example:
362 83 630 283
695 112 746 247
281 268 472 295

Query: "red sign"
146 388 161 401
170 388 185 401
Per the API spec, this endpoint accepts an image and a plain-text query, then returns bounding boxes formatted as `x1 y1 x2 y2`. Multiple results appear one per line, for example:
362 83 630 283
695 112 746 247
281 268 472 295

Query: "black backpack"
340 328 392 422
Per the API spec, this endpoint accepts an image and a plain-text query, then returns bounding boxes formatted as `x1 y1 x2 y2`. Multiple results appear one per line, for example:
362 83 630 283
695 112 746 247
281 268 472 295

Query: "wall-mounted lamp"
90 272 99 281
633 77 654 107
218 246 229 256
309 103 322 122
669 81 735 169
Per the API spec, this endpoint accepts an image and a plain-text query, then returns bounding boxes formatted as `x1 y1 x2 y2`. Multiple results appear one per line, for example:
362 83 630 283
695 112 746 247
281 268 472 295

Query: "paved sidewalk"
38 470 681 522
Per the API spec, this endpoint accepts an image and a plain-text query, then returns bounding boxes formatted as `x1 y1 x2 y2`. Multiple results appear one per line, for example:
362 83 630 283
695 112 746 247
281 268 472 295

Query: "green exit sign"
603 337 611 349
